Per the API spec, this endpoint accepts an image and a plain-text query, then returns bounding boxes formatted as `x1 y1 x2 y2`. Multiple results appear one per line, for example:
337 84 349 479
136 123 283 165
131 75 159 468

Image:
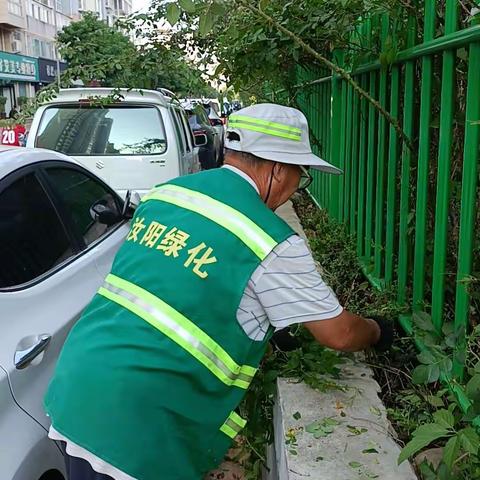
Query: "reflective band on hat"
98 274 257 389
141 184 277 260
220 411 247 439
228 115 302 141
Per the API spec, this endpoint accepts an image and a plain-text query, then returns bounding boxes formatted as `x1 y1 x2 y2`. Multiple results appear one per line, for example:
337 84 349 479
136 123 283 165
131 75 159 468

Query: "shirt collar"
221 165 260 194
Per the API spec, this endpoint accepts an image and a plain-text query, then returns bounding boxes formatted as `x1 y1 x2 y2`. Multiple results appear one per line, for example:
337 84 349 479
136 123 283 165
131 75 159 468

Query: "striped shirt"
238 234 343 340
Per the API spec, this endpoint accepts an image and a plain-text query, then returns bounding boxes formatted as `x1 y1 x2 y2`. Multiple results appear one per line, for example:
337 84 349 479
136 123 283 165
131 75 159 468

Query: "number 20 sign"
0 126 26 147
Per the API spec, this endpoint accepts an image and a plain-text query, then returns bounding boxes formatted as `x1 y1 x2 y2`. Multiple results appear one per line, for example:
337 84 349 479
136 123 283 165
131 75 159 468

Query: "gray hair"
224 148 271 168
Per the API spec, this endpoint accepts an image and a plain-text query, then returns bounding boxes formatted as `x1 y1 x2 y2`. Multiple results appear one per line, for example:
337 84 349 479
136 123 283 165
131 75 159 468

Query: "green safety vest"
44 168 294 479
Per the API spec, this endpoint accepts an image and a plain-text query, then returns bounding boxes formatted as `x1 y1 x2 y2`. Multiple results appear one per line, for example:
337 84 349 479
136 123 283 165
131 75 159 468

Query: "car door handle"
15 334 51 370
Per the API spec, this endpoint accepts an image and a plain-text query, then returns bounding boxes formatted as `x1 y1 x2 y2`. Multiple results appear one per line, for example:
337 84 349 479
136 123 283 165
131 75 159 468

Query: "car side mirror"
91 202 121 226
194 134 208 147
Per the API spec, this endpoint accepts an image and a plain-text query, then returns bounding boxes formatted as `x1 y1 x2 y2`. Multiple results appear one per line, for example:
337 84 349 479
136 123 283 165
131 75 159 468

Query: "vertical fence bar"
313 79 320 203
453 42 480 379
344 84 354 226
397 17 417 307
431 0 458 332
329 52 344 220
412 0 436 310
350 80 360 234
325 79 332 211
373 15 390 280
321 77 327 204
364 73 377 262
385 65 400 286
338 81 348 222
357 74 368 258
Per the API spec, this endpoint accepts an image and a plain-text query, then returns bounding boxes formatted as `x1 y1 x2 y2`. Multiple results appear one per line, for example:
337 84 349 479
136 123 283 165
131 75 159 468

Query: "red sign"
0 124 26 147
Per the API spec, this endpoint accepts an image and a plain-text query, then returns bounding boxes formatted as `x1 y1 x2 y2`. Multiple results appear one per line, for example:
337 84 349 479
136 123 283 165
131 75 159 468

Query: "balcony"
26 16 56 39
0 1 26 29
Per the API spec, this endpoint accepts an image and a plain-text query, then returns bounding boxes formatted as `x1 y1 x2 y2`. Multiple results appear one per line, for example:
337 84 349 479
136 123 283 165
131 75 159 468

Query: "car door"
0 162 128 429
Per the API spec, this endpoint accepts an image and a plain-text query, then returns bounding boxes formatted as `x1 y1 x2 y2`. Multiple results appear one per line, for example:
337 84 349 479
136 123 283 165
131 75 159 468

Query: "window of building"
7 0 22 16
32 38 41 57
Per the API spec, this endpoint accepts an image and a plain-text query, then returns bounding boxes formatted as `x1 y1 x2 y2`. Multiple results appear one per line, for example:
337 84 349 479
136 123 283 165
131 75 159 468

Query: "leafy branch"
241 0 414 151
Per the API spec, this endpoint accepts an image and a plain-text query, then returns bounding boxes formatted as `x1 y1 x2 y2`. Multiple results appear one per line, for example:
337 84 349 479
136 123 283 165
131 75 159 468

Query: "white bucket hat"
225 103 342 174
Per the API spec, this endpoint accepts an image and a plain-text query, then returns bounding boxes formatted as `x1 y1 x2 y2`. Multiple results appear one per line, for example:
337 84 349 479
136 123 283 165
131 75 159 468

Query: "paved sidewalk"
267 201 417 480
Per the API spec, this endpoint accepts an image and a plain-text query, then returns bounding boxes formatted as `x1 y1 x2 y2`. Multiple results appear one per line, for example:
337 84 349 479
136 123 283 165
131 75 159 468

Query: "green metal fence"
295 2 480 415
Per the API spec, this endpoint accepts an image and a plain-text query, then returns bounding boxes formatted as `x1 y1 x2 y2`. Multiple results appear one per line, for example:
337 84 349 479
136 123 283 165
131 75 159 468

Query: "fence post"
453 39 480 381
412 0 436 311
431 0 459 332
329 51 344 220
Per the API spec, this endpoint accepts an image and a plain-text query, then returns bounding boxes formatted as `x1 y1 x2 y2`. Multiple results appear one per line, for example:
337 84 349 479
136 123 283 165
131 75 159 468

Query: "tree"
56 11 217 96
57 12 136 86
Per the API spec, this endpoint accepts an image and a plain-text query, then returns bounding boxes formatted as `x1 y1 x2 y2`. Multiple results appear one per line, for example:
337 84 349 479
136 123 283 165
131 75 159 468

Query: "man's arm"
304 311 381 352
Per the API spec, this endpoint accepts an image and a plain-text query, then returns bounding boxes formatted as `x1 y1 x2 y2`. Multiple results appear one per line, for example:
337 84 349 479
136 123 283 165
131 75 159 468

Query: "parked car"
183 102 221 169
27 88 205 197
202 103 225 164
0 147 134 480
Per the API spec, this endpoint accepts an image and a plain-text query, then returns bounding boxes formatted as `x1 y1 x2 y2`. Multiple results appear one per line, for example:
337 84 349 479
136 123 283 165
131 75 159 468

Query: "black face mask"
263 162 277 205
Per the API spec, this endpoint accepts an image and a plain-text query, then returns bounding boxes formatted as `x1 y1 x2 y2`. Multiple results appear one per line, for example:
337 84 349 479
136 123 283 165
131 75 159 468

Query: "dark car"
185 104 220 170
202 103 225 164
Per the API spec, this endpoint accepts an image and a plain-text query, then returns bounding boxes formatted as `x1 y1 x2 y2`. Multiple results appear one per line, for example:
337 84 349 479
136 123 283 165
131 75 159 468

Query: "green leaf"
442 435 460 471
413 311 436 332
293 411 301 420
412 364 440 384
398 424 451 464
432 409 455 429
198 10 214 36
466 374 480 403
418 350 436 365
349 461 362 468
166 3 181 25
178 0 196 13
458 427 480 455
426 395 444 408
259 0 269 9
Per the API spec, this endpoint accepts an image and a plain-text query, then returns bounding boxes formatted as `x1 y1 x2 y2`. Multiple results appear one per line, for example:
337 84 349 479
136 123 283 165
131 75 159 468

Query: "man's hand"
303 310 386 352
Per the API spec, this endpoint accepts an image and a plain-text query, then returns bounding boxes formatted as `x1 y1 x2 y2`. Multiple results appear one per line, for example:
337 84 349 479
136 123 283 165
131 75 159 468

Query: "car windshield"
35 105 167 156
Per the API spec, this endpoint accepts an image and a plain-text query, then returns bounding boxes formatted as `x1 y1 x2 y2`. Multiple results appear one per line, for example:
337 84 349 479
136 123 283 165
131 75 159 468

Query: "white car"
0 147 132 480
27 88 204 197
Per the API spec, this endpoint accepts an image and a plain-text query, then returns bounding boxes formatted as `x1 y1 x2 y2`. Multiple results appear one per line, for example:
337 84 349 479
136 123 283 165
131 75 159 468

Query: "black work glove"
370 316 395 351
270 327 300 352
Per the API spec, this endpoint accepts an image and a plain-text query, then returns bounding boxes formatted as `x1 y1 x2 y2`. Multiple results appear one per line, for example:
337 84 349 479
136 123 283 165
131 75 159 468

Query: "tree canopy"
57 11 217 97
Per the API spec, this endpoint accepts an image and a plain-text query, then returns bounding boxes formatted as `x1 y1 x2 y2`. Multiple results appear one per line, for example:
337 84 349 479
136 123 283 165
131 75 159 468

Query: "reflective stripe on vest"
141 184 277 260
220 411 247 439
228 115 302 141
98 274 257 389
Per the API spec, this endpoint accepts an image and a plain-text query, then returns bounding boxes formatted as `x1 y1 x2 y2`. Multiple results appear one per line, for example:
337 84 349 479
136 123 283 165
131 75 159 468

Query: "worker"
44 103 393 480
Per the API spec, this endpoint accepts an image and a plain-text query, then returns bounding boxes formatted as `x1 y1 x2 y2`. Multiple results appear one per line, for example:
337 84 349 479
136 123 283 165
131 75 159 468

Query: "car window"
46 167 121 246
195 106 210 125
0 173 73 288
180 110 195 146
36 105 167 156
176 109 192 152
188 113 208 130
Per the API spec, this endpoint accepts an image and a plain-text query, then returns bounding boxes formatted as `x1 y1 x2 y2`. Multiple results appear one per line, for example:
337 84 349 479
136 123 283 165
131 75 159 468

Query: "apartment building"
0 0 132 116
